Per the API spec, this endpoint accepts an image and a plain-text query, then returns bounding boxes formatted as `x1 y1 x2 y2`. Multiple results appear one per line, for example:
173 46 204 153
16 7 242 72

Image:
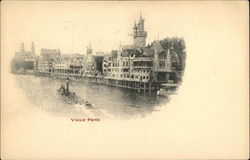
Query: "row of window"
105 68 150 74
159 61 171 69
109 74 150 80
110 61 130 67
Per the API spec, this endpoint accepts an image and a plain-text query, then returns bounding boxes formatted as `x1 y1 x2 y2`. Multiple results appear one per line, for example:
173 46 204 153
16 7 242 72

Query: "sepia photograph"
10 12 186 119
1 1 249 159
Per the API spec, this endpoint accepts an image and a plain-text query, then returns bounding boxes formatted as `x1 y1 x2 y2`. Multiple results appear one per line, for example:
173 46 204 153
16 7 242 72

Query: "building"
40 48 61 61
53 53 85 75
102 14 180 84
133 13 147 48
37 48 61 73
152 41 179 82
84 43 97 75
15 42 35 61
102 54 112 76
12 13 185 93
12 42 36 73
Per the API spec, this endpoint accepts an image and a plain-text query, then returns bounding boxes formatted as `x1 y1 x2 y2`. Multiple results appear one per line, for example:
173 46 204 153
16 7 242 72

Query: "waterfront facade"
53 53 85 75
101 14 181 84
37 48 61 73
12 14 186 93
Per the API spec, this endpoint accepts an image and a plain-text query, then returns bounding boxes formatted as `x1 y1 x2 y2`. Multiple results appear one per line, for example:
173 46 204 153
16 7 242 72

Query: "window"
159 51 166 59
159 61 165 68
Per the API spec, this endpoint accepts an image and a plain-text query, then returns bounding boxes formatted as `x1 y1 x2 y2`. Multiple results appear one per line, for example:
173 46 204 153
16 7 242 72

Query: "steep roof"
141 48 154 57
152 41 164 53
122 49 140 57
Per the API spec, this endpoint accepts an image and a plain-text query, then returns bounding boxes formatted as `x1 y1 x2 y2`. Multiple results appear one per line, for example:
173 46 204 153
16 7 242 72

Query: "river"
15 75 169 119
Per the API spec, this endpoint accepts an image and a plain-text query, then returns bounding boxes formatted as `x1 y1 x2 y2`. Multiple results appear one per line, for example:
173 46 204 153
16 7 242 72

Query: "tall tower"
31 41 35 54
20 42 25 52
133 13 147 48
86 42 92 55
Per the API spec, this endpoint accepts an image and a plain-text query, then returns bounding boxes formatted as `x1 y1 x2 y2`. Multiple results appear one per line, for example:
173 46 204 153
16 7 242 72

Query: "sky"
1 1 196 57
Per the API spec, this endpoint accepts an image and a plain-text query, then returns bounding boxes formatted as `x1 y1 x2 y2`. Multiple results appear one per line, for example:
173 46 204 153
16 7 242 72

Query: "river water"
15 75 169 119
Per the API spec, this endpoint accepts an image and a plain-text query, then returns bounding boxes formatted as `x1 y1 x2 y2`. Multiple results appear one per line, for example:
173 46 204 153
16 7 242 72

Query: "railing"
133 57 153 62
134 66 152 69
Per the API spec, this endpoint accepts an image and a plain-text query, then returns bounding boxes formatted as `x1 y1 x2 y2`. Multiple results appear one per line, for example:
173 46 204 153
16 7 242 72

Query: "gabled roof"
122 49 140 57
152 41 164 53
111 50 118 58
141 48 154 57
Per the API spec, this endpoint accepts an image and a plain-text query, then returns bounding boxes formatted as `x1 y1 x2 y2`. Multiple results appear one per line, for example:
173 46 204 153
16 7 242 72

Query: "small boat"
157 83 178 97
57 78 94 109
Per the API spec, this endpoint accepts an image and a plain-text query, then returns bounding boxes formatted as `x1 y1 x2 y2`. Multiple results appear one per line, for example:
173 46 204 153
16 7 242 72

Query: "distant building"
37 48 61 73
15 42 35 61
40 48 61 61
84 43 97 75
12 42 36 73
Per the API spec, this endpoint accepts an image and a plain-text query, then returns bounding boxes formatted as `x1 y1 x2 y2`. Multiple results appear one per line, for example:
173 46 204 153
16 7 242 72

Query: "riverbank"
33 71 165 95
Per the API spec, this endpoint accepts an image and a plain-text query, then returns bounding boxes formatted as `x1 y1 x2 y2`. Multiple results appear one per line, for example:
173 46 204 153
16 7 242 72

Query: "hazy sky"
2 1 201 56
1 1 247 57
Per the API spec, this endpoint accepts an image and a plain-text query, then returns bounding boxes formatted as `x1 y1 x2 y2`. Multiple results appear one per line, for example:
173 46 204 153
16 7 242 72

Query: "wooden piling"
144 82 146 94
149 82 152 95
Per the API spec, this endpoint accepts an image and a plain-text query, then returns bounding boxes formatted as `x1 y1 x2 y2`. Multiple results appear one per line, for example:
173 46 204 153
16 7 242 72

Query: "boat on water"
157 83 178 97
57 77 94 109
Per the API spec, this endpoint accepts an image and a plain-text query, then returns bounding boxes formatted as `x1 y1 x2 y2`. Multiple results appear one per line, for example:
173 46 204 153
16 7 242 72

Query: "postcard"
1 1 249 159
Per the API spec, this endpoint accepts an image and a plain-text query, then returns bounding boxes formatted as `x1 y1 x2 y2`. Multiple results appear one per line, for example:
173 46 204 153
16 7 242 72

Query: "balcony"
134 65 152 69
133 57 153 62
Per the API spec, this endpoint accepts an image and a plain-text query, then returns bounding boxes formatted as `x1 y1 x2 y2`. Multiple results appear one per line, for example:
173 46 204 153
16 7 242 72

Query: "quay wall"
34 72 161 95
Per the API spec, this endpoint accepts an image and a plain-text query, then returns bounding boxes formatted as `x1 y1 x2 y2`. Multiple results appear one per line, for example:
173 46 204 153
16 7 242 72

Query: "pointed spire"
139 12 143 23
